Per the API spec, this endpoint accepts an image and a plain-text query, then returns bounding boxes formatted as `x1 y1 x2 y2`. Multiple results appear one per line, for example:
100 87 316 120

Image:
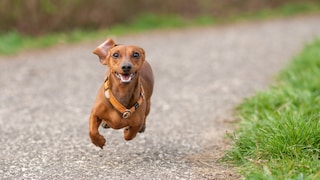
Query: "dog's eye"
112 53 119 58
133 52 140 58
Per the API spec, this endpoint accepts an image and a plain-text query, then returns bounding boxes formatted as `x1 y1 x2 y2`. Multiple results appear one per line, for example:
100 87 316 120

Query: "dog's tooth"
120 74 132 83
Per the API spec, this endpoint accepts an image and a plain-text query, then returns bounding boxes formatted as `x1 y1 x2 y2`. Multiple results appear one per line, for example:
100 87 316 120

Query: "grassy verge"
0 14 201 55
225 39 320 179
1 2 320 55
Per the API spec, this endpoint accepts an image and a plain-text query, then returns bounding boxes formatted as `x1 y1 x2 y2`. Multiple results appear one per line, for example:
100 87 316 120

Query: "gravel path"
1 15 320 179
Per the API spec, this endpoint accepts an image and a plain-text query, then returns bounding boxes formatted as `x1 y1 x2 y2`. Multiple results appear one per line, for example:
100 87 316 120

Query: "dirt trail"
1 15 320 179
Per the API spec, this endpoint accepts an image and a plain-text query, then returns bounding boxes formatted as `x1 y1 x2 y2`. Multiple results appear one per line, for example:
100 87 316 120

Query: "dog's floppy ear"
140 48 145 61
93 38 115 65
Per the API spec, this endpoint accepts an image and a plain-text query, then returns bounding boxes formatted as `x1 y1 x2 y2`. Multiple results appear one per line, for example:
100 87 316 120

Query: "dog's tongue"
120 74 132 83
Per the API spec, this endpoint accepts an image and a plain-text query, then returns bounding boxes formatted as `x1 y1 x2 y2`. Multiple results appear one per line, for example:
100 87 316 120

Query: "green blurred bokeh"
1 0 320 54
1 0 318 36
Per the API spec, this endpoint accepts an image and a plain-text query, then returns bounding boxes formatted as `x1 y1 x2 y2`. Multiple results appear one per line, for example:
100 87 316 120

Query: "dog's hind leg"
101 119 110 129
139 122 146 133
139 99 151 133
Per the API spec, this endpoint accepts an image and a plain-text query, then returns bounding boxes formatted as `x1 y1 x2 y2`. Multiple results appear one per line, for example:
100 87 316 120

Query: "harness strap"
104 77 144 119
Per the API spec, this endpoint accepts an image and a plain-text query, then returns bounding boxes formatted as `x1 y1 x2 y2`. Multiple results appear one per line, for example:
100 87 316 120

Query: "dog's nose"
121 63 132 73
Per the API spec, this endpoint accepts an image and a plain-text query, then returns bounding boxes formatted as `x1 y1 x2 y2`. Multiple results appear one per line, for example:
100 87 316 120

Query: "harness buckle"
122 110 131 119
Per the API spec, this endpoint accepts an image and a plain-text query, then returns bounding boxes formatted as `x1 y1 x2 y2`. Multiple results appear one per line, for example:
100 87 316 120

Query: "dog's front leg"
124 126 141 141
89 113 106 148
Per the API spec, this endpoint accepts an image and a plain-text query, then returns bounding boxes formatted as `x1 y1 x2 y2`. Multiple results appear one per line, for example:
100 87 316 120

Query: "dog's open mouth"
114 72 137 83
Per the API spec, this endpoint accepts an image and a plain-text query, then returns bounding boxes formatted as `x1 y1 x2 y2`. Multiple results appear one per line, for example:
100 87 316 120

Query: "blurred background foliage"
1 0 319 36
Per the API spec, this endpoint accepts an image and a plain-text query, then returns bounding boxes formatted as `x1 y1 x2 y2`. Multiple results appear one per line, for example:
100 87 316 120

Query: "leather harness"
104 76 145 119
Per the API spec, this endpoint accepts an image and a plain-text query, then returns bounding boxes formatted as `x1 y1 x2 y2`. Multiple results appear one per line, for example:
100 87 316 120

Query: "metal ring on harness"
122 110 131 119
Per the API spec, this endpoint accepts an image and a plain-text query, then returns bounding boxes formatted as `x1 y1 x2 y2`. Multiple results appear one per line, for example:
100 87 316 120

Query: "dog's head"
93 38 145 83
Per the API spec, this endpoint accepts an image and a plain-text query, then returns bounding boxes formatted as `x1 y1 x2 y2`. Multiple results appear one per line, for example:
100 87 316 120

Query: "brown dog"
89 38 154 148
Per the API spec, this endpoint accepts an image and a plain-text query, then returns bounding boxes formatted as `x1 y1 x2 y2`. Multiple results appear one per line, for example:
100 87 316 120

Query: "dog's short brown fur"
89 38 154 148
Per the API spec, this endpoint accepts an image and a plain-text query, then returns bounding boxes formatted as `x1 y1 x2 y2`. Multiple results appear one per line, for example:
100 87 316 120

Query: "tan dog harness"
104 77 145 119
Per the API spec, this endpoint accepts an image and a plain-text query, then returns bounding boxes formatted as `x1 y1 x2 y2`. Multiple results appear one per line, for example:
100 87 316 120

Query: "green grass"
225 39 320 179
1 2 320 55
232 2 320 21
0 14 193 55
0 30 99 54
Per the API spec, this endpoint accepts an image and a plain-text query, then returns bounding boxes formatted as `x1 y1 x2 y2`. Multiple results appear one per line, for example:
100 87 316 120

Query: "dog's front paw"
89 133 106 149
